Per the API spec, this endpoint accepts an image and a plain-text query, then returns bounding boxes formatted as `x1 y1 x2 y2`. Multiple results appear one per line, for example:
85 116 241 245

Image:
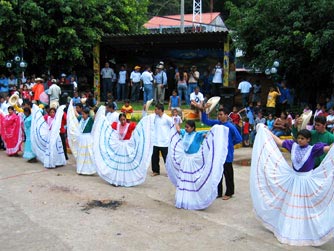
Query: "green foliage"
225 0 334 87
0 0 149 73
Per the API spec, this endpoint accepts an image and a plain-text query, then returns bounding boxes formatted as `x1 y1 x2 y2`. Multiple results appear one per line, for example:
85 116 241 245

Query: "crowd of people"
99 61 223 106
1 66 334 246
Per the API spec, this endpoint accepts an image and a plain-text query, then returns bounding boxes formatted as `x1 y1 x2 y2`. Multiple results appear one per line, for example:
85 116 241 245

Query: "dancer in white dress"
92 106 155 186
31 104 66 168
166 120 229 210
251 124 334 246
67 102 96 175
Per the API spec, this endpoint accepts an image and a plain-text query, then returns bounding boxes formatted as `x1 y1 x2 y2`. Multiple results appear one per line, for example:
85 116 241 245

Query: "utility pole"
193 0 202 32
180 0 184 33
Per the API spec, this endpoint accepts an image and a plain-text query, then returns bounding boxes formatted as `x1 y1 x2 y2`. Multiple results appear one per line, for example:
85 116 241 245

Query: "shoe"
222 195 232 200
216 195 222 199
151 172 160 177
28 158 38 163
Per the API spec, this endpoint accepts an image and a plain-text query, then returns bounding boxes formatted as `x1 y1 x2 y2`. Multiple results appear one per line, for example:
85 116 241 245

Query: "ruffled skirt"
76 133 96 175
92 107 154 186
31 105 66 168
250 124 334 246
166 125 229 210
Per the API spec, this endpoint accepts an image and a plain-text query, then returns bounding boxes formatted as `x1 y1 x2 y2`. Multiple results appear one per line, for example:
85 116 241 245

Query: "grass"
106 101 212 129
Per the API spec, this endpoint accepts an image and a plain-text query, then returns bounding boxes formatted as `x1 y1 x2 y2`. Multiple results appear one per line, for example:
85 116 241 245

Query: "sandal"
222 195 232 200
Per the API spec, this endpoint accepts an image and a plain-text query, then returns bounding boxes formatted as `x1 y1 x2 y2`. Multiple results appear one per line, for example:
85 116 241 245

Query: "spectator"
101 62 114 102
154 64 167 104
175 67 188 105
238 79 252 107
266 86 281 116
130 66 142 102
211 62 223 97
187 65 200 105
141 66 153 104
121 99 133 123
117 65 128 101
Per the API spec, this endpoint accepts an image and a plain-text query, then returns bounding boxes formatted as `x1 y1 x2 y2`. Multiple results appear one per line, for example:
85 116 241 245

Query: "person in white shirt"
190 86 204 120
117 65 128 101
141 66 154 104
150 103 173 176
130 66 142 102
238 79 252 107
326 108 334 132
212 62 223 97
48 79 61 108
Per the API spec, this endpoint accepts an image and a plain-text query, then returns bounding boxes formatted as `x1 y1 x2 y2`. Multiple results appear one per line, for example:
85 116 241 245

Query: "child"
266 113 275 131
172 108 182 125
72 91 81 106
168 90 181 111
266 86 281 116
228 106 242 132
121 99 133 122
21 84 31 102
106 95 118 110
239 102 255 128
250 111 266 145
242 117 250 147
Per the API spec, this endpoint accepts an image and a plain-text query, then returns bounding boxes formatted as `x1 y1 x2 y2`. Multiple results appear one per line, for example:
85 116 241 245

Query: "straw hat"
205 96 221 114
297 110 313 131
8 93 19 106
35 77 43 82
145 99 153 112
134 65 141 70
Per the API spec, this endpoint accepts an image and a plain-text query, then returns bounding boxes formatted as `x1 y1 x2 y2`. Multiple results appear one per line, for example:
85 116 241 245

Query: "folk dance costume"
0 109 23 156
166 125 229 210
251 124 334 246
67 101 96 175
111 121 136 140
22 113 36 161
31 104 66 168
92 106 155 187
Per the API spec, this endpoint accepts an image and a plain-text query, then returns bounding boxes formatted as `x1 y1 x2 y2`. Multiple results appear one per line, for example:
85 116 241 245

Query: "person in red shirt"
59 111 68 160
228 106 242 132
111 113 136 140
242 117 250 147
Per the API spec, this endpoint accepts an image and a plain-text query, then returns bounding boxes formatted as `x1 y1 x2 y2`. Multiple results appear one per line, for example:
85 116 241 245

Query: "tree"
0 0 149 74
225 0 334 96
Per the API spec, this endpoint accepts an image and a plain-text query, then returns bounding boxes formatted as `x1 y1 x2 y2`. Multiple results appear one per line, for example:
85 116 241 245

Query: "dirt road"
0 148 333 251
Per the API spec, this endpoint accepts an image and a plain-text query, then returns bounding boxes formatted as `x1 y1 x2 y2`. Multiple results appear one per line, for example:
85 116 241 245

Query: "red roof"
144 12 221 29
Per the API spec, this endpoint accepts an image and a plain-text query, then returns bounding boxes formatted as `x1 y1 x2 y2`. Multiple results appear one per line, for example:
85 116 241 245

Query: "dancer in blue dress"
22 107 37 163
166 120 229 210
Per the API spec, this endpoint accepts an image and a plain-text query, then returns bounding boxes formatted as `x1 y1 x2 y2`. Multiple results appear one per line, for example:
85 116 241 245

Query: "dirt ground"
0 148 333 251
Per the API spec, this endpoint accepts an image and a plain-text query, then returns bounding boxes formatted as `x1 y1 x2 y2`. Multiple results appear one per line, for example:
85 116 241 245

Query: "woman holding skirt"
92 106 155 187
166 121 229 210
67 102 96 175
0 106 23 156
22 107 37 162
31 104 66 168
251 124 334 246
